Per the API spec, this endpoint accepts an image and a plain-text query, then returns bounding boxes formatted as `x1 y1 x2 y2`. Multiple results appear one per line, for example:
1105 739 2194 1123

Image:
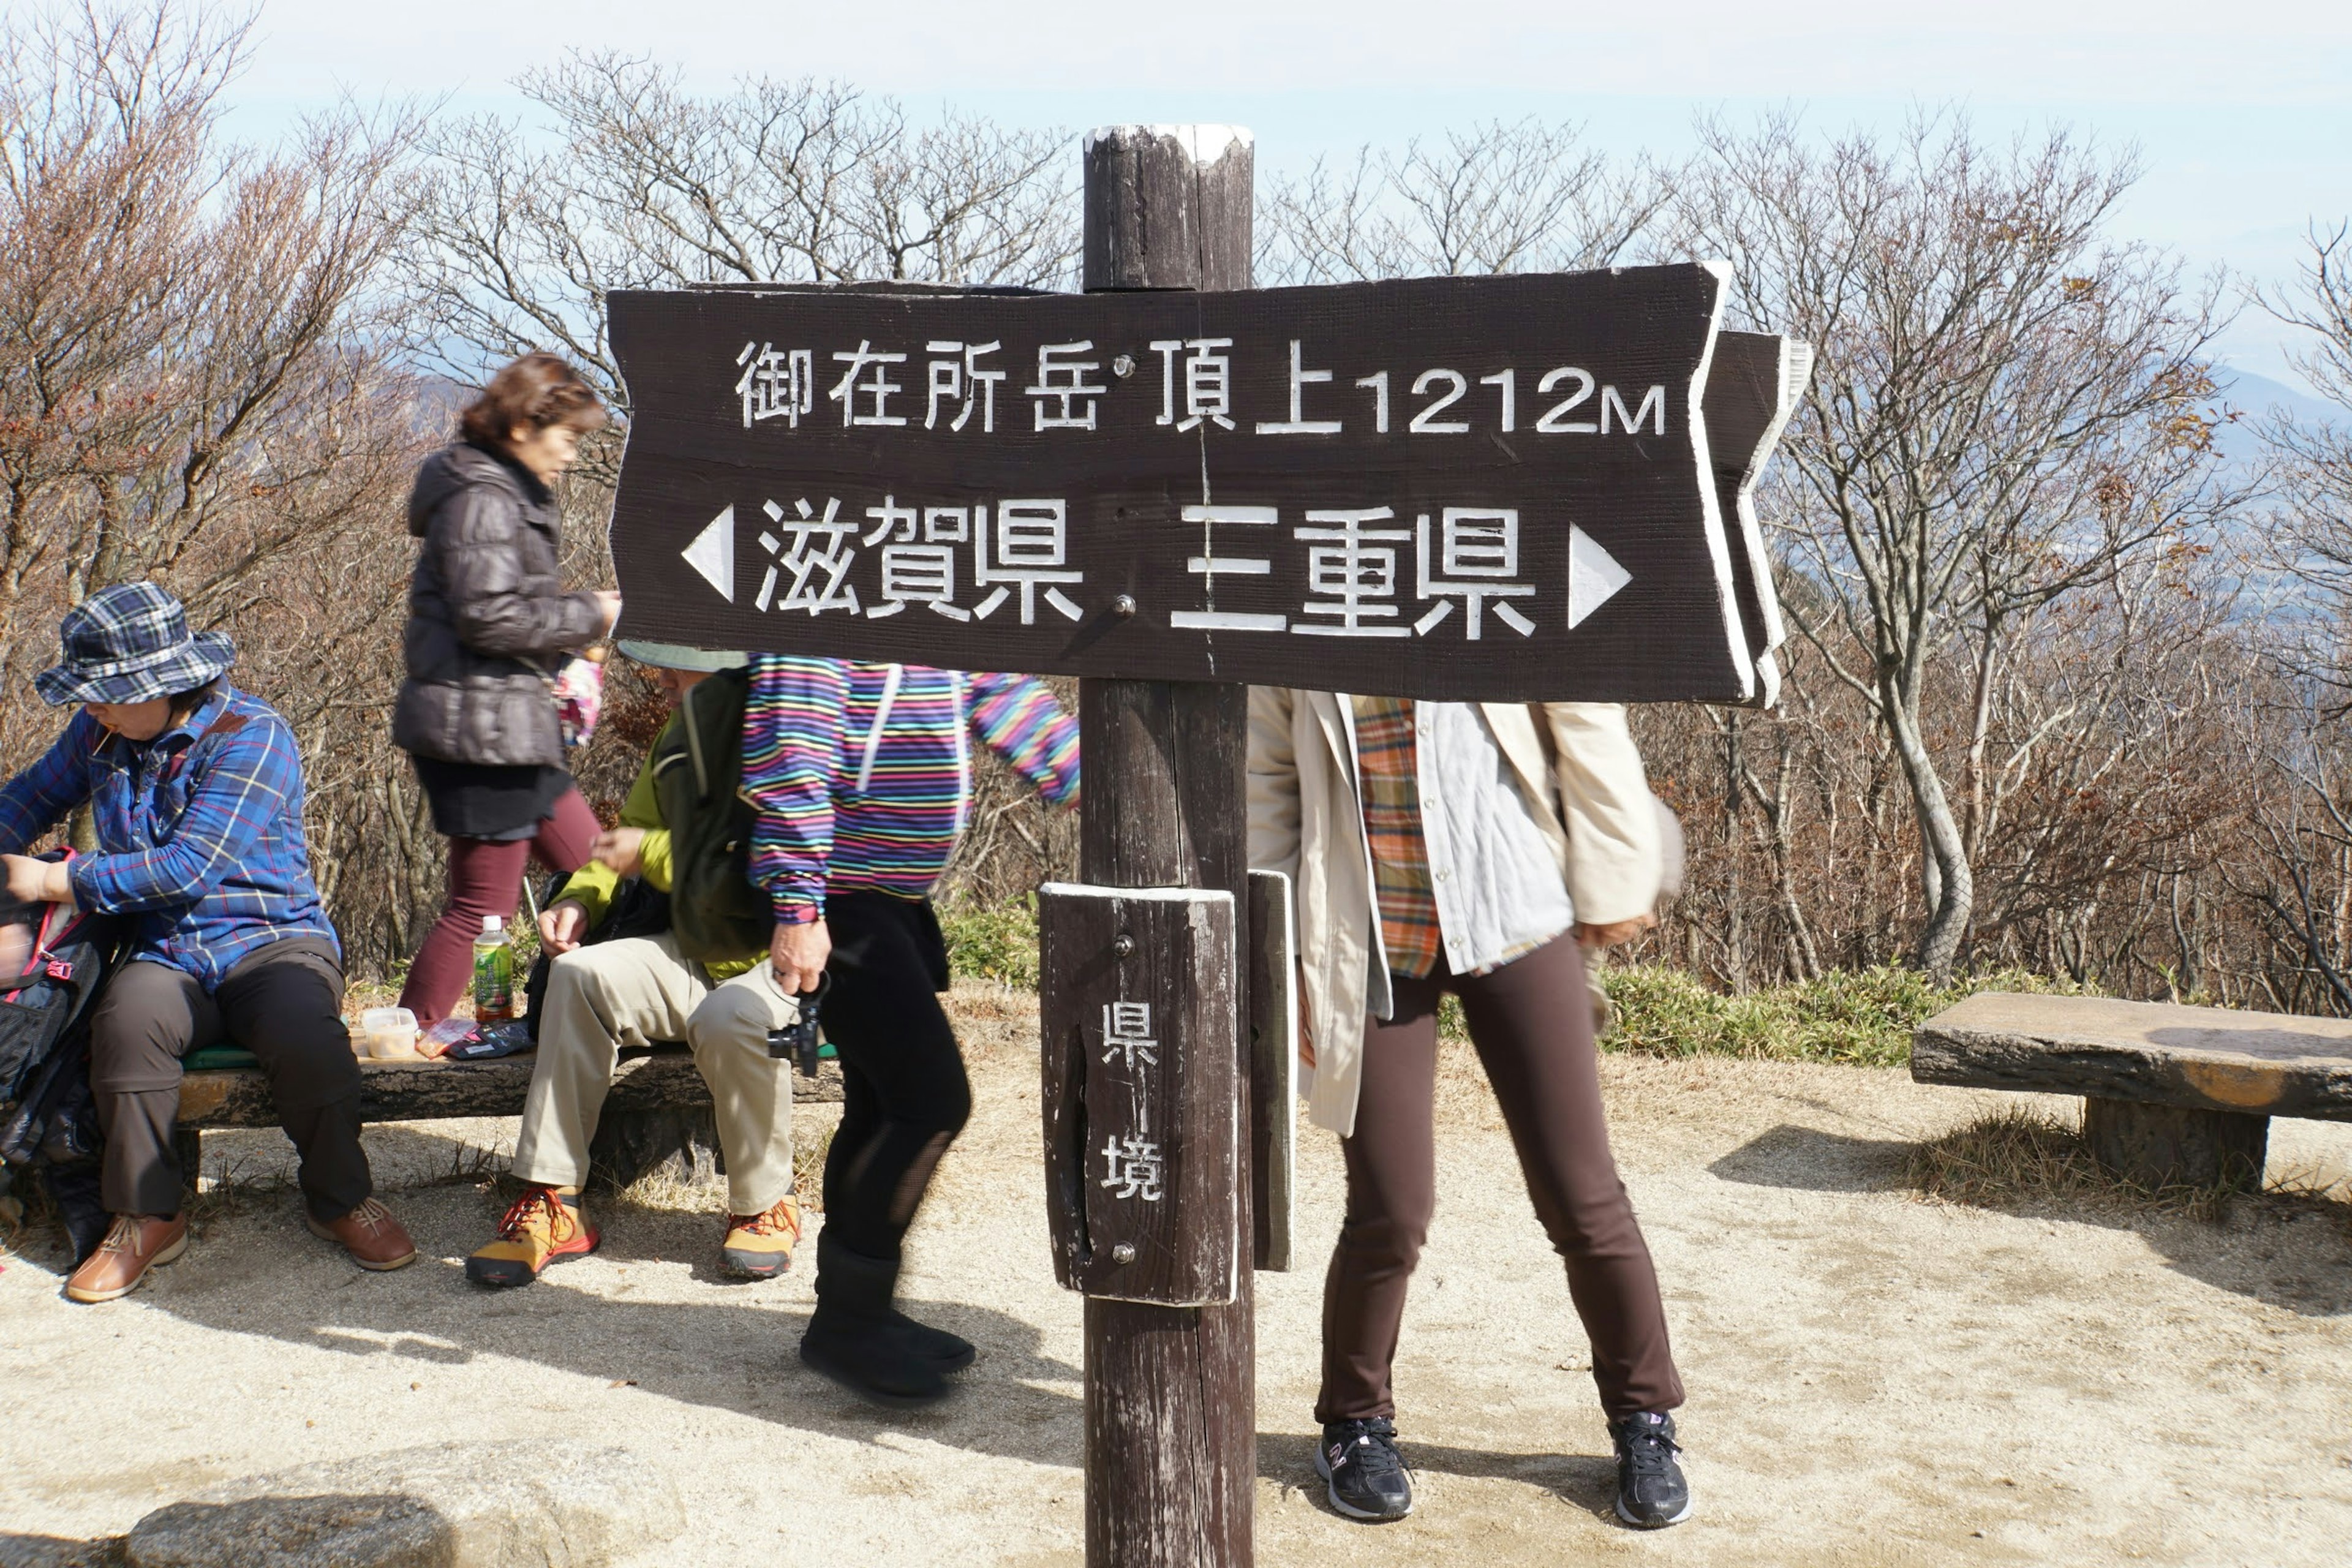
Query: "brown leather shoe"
306 1197 417 1270
64 1213 188 1303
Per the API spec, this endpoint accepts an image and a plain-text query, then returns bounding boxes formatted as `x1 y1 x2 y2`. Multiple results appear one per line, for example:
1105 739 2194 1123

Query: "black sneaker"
1610 1411 1691 1528
1314 1417 1414 1521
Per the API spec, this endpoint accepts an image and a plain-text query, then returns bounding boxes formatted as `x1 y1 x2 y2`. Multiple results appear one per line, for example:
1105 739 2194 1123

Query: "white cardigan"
1246 690 1662 1136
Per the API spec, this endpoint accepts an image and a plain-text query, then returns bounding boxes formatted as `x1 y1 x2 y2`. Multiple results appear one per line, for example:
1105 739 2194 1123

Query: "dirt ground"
4 985 2349 1567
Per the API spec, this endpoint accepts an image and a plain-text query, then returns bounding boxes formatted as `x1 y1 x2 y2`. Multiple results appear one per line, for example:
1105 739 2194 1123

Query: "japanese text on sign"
731 493 1577 641
733 336 1666 443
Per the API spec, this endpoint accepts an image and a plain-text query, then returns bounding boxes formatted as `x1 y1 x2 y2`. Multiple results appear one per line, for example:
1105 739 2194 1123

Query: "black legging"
817 892 970 1261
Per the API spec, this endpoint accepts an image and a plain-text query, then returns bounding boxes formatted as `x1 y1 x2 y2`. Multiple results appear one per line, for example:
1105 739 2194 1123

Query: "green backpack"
650 668 772 962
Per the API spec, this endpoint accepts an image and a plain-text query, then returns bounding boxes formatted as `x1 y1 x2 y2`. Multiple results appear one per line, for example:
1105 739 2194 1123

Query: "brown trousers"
86 938 370 1221
1317 933 1685 1422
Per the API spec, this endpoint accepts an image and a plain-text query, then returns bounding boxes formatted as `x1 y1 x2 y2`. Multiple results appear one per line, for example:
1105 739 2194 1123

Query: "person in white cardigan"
1248 690 1689 1530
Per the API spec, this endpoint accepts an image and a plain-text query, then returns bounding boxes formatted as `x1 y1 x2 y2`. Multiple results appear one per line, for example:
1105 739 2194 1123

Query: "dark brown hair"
459 353 607 451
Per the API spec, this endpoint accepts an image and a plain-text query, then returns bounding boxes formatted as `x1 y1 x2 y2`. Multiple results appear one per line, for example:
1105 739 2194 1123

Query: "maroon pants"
1317 933 1685 1423
397 790 599 1027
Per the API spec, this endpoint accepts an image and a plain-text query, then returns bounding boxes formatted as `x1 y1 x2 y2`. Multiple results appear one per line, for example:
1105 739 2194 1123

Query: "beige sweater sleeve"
1245 685 1303 883
1540 702 1662 927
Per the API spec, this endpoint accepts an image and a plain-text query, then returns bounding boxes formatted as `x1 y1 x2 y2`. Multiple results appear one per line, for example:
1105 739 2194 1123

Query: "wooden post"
2082 1096 2269 1191
1077 125 1256 1568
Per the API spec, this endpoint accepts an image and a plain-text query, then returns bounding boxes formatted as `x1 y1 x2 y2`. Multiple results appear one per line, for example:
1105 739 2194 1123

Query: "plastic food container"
360 1006 421 1060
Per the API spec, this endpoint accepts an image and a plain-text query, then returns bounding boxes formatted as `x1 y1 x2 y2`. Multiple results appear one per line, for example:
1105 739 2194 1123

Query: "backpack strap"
161 709 251 785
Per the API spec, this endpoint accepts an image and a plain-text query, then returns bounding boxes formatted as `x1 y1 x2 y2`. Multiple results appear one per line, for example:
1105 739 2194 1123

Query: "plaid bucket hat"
34 582 236 706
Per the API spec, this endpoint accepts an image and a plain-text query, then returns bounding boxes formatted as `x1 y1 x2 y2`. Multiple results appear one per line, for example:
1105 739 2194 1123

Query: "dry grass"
1904 1107 2352 1224
594 1118 837 1216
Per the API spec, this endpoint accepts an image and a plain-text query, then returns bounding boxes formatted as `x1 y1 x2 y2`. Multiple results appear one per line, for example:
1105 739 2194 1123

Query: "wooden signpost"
605 236 1806 704
606 123 1807 1568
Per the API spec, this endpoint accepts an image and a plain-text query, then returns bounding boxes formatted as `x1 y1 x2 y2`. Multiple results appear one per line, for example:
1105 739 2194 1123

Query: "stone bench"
1912 992 2352 1188
175 1045 845 1191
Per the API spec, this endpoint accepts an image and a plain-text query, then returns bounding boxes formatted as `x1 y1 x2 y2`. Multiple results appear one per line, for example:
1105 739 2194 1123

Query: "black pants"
87 937 371 1221
818 893 968 1262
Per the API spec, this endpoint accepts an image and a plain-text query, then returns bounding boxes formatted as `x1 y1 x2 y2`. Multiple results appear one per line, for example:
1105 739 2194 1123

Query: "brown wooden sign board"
1039 883 1239 1306
606 263 1801 704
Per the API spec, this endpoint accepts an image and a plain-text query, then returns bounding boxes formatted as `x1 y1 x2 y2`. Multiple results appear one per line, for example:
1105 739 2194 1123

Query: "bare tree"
1259 118 1668 284
401 51 1079 429
1675 112 2242 976
0 1 443 972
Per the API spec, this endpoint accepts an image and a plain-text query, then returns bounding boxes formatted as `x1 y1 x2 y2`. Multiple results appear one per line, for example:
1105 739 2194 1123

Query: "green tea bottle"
472 914 516 1023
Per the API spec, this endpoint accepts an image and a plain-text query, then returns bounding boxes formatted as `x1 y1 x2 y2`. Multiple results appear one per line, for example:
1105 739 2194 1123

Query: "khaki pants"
511 934 799 1215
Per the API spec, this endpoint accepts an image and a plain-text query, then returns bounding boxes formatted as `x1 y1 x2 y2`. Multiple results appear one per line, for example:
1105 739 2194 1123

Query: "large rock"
124 1443 682 1568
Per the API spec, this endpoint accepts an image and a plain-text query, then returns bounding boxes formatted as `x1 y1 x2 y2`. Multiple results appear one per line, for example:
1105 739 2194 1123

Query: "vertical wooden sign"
1038 884 1239 1305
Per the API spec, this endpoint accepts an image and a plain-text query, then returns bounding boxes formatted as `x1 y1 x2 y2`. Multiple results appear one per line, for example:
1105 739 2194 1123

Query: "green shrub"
1600 962 2095 1068
929 898 2092 1072
940 897 1041 990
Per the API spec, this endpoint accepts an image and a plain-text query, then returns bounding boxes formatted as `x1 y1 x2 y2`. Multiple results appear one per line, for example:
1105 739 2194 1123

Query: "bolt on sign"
606 262 1810 705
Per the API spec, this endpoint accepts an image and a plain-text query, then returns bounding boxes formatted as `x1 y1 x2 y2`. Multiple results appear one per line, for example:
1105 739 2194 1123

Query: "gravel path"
4 986 2348 1567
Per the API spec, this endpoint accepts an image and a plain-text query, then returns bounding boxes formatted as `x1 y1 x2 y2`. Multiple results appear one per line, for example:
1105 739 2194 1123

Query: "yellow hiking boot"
466 1185 597 1288
720 1196 801 1280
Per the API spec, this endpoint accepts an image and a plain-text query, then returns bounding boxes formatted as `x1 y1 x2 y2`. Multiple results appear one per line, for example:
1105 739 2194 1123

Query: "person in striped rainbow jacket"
745 658 1077 1408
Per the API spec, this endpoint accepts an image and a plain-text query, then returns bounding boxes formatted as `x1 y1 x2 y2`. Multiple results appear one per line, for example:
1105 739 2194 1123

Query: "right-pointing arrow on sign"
1566 525 1630 630
683 506 735 603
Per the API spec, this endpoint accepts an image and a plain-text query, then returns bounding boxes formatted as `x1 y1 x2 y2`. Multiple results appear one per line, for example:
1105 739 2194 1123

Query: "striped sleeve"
967 672 1080 806
744 654 850 925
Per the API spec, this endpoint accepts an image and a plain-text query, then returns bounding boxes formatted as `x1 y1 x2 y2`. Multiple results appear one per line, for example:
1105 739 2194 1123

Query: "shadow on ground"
1708 1121 2352 1317
9 1155 1090 1472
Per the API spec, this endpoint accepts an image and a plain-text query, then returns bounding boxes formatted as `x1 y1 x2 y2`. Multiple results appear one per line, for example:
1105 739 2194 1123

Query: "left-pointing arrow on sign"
684 506 734 603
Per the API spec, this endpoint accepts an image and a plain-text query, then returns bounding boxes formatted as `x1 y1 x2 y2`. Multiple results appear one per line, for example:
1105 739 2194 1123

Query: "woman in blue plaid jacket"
0 583 417 1302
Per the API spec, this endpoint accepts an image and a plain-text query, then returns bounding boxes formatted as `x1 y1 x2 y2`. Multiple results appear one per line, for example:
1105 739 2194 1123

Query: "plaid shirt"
1350 695 1443 979
0 686 337 990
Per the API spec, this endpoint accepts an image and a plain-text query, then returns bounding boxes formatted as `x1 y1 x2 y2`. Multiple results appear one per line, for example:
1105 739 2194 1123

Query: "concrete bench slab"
1912 992 2352 1189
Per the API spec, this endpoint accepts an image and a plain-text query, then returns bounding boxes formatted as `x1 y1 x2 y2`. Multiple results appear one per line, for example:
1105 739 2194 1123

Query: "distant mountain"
2209 366 2342 474
2215 366 2339 426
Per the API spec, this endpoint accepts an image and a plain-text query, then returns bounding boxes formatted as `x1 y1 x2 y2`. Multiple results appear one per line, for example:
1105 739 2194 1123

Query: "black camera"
766 971 832 1077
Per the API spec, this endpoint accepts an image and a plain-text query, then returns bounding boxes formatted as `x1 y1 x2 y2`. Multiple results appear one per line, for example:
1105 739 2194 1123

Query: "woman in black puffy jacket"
393 354 620 1027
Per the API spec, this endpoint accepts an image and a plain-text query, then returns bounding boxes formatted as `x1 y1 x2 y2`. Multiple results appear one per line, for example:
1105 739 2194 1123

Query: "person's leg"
687 963 802 1277
687 965 799 1215
1315 970 1445 1425
510 935 705 1191
398 835 530 1027
214 940 368 1219
473 935 704 1287
1311 969 1442 1521
1450 934 1684 1422
70 962 214 1300
86 962 216 1217
824 1045 881 1223
814 897 970 1261
799 894 971 1406
215 938 415 1270
528 787 601 875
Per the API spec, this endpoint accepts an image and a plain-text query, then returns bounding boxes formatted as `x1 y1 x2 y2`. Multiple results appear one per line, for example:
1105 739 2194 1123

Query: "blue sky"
228 0 2352 391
